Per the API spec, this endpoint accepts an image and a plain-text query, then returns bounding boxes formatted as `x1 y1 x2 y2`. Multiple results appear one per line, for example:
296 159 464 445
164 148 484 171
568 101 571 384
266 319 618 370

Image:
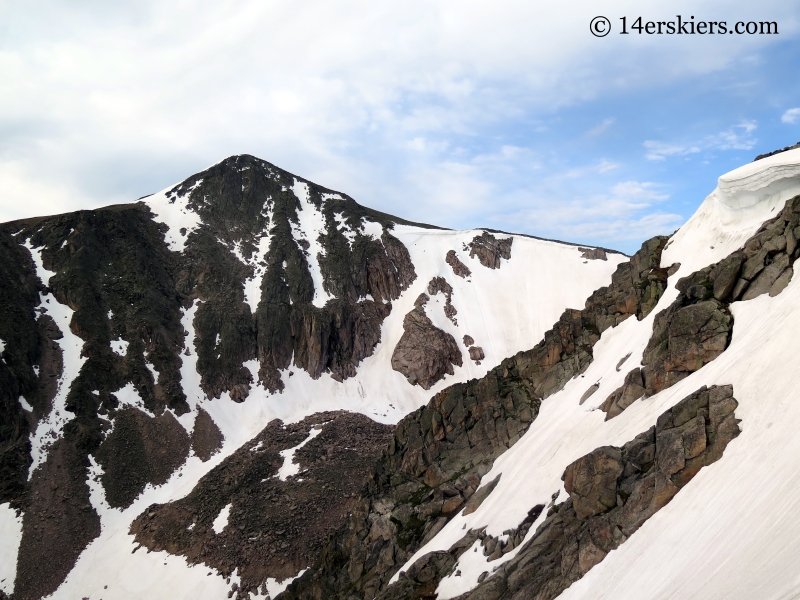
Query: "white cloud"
644 142 701 161
644 121 758 161
586 118 615 137
0 0 796 248
782 108 800 124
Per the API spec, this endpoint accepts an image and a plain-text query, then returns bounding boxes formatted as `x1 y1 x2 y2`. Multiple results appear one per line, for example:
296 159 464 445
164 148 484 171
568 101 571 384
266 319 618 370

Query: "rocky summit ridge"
0 154 623 600
4 148 800 600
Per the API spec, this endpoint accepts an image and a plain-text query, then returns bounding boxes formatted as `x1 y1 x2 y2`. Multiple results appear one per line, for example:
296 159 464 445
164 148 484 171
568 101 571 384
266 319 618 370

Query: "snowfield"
11 147 800 600
8 174 623 600
394 148 800 600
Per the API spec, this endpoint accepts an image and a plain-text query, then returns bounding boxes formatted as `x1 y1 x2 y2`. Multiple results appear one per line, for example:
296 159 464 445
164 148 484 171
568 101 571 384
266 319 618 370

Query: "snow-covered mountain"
7 146 800 600
0 155 623 600
283 148 800 600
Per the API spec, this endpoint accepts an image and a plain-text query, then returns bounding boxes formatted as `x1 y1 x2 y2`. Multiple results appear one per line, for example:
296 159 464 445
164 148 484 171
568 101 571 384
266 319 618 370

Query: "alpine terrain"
1 147 800 600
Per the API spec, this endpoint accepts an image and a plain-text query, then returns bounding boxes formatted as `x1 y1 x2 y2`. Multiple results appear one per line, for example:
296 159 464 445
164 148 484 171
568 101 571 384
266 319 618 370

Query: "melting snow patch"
291 179 333 308
18 397 33 412
212 503 231 534
0 503 22 596
110 338 129 357
361 219 384 240
0 338 5 354
114 383 148 412
24 239 87 479
276 428 322 481
145 186 203 252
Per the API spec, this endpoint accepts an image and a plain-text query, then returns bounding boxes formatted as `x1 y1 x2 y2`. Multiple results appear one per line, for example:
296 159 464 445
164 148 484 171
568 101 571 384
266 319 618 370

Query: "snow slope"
23 168 623 600
379 149 800 600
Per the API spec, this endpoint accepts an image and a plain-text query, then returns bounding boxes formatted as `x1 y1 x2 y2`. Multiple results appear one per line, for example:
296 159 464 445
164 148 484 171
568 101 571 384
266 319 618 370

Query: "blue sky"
1 0 799 253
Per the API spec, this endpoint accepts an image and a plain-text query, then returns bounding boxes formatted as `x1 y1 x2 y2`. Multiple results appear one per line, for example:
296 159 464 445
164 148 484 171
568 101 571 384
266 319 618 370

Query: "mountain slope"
286 148 800 600
0 155 623 599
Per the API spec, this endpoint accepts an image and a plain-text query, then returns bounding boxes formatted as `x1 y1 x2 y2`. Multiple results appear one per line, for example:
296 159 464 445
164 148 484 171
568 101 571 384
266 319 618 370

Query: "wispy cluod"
644 120 758 161
782 108 800 124
586 118 615 137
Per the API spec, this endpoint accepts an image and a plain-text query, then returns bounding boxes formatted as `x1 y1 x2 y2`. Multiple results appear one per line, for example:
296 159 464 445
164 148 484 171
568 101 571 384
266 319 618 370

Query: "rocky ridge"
282 236 670 600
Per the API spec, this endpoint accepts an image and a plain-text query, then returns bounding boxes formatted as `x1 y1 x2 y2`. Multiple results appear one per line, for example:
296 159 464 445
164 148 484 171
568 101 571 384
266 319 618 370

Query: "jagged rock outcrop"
169 156 419 395
446 250 472 278
600 368 645 420
131 411 393 599
282 236 670 600
468 233 513 269
448 385 740 600
463 335 475 347
579 247 607 261
428 276 457 325
391 294 463 389
380 385 740 600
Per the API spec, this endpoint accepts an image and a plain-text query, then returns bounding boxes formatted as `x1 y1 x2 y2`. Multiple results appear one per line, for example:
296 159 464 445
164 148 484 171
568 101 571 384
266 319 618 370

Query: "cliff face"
0 155 624 600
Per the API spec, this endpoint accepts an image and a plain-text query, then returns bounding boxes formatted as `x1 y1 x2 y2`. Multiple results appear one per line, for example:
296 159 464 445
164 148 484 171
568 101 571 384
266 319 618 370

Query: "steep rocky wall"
282 236 670 600
0 155 424 597
600 194 800 420
387 385 740 600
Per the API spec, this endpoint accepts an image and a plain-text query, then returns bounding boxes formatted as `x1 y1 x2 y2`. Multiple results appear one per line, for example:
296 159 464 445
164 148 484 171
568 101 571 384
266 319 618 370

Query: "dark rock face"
428 276 458 325
391 294 463 389
191 407 224 461
282 236 670 600
579 247 607 261
0 155 426 595
0 229 46 508
14 438 101 600
446 250 472 278
468 233 513 269
95 407 191 509
130 411 393 599
755 142 800 161
600 368 645 420
463 335 475 347
448 385 740 600
170 155 419 395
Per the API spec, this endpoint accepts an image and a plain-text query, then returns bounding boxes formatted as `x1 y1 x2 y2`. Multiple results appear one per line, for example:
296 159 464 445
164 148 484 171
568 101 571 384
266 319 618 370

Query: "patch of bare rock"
468 233 513 269
391 293 462 389
130 411 393 599
382 385 740 600
579 247 607 261
446 250 472 278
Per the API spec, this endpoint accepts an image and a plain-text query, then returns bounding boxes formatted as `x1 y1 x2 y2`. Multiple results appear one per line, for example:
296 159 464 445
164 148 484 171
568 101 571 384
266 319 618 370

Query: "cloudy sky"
1 0 799 253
